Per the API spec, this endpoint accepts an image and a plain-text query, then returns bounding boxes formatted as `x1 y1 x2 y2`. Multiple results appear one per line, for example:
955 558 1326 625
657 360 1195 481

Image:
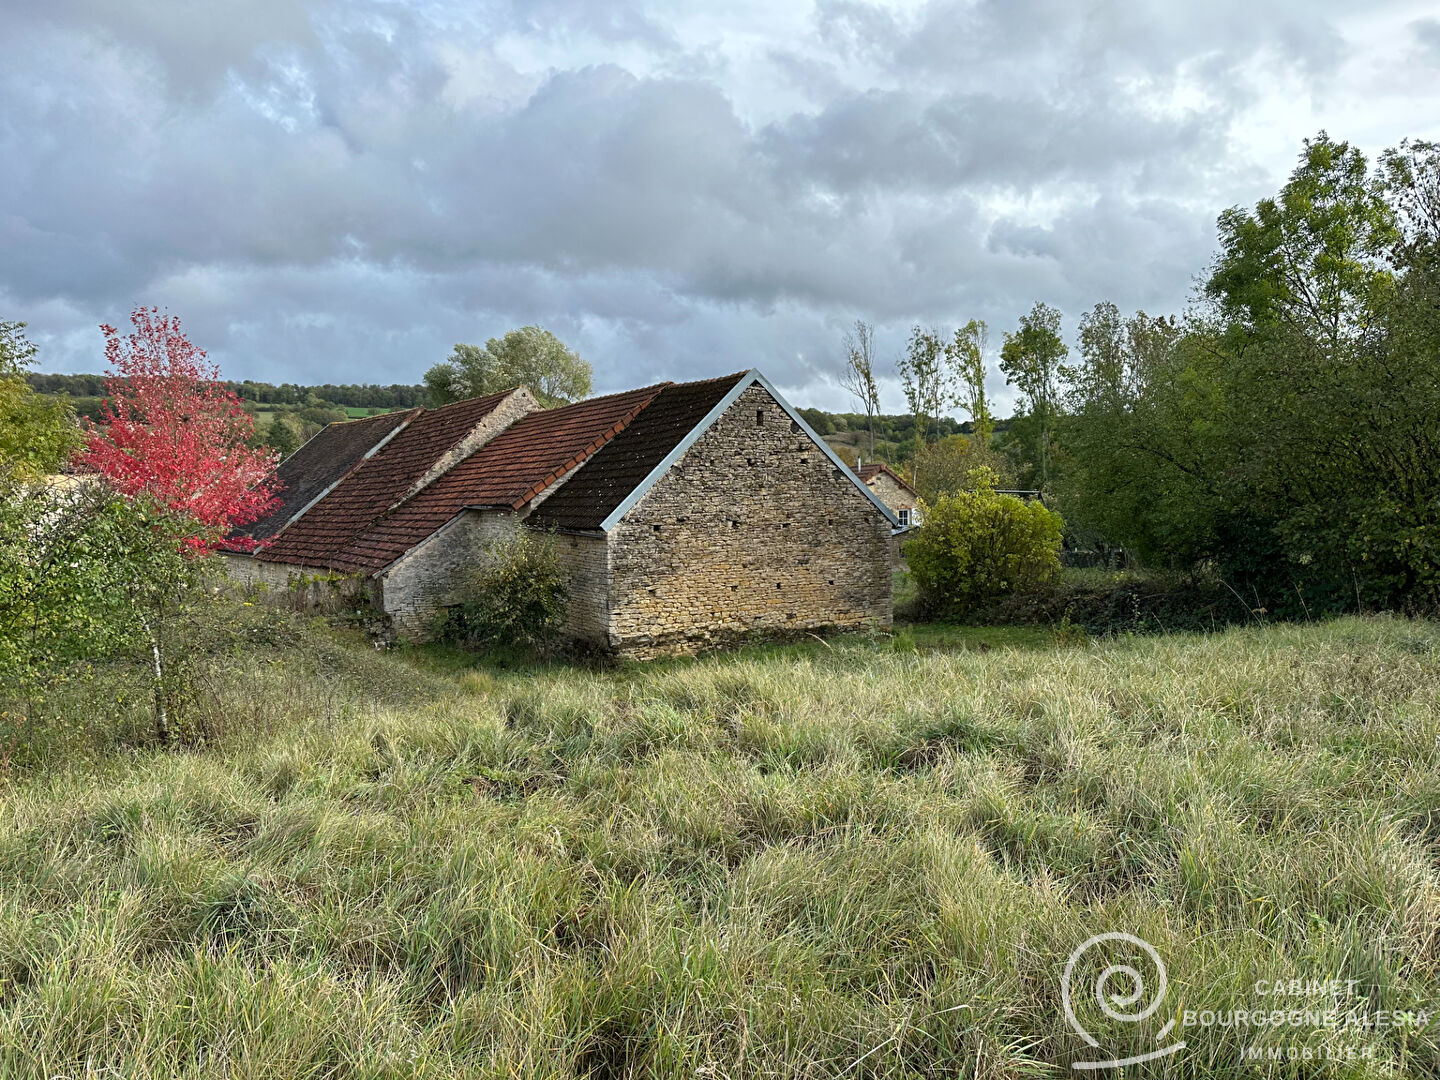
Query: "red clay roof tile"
529 373 747 532
236 410 415 542
256 390 514 568
321 384 665 572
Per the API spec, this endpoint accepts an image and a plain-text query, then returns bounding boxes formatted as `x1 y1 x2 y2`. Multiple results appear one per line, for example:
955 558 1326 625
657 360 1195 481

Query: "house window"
898 508 911 527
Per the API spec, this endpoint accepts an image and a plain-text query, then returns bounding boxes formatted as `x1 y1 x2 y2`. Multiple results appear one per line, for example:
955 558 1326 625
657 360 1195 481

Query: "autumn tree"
80 307 279 544
839 320 880 458
75 308 279 742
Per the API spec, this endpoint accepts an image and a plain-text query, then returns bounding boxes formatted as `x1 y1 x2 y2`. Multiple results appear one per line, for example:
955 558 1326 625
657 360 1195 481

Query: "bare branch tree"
840 320 880 459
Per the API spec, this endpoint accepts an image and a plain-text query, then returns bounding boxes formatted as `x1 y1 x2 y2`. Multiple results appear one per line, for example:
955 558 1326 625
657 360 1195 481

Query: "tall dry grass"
0 616 1436 1077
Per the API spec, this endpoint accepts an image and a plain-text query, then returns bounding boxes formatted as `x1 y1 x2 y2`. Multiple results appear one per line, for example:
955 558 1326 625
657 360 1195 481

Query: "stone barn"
226 370 899 656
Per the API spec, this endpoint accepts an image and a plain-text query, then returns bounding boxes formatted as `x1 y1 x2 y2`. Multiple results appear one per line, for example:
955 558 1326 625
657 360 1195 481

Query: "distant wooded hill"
794 407 973 465
29 372 980 465
28 373 428 411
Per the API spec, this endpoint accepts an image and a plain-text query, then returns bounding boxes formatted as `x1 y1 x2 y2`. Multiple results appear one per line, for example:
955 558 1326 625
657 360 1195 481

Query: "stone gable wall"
380 510 518 638
397 388 538 506
866 471 916 516
604 384 892 657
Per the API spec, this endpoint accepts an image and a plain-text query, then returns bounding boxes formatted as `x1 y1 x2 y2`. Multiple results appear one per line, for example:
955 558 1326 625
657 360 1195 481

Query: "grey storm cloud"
1 0 1436 412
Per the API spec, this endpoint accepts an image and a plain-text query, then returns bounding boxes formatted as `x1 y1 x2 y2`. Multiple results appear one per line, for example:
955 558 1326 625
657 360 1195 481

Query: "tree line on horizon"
840 132 1440 617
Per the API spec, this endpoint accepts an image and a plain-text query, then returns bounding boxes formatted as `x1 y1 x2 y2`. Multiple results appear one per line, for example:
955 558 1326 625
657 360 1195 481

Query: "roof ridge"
385 387 537 515
414 388 514 418
500 382 668 511
340 383 670 567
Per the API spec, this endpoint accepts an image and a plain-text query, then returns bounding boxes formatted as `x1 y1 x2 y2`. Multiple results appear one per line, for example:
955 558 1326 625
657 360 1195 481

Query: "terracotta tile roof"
857 462 915 495
256 391 514 567
322 384 665 573
236 410 414 541
530 373 747 532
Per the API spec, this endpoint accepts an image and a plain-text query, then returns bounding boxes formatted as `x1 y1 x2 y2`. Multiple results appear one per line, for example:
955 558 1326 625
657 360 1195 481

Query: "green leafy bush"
443 528 569 650
904 469 1063 618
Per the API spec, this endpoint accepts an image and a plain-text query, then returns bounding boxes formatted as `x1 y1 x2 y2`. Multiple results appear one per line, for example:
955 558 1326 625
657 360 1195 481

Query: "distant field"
2 617 1436 1076
246 404 403 433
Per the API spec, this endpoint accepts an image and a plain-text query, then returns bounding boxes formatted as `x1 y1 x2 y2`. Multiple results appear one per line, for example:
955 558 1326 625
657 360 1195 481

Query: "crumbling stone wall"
399 388 538 504
379 509 612 645
605 385 893 657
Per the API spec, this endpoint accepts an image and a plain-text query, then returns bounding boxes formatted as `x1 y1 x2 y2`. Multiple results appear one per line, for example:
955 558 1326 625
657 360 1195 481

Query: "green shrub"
443 528 568 650
904 469 1063 618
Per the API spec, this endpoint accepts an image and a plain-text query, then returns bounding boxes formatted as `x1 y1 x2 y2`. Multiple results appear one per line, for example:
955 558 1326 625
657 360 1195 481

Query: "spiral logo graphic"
1062 932 1185 1071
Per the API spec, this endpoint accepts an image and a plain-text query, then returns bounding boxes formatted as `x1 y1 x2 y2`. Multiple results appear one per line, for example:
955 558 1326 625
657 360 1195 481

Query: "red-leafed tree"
80 306 278 548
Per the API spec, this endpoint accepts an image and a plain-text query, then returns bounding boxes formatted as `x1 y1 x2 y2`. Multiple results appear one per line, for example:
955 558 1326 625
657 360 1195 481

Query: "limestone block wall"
223 553 296 590
379 510 518 638
867 471 917 520
220 553 373 613
605 385 893 657
551 531 610 646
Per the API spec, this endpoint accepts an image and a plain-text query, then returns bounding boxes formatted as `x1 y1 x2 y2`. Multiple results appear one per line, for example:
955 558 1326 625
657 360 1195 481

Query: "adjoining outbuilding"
225 370 900 656
856 461 920 528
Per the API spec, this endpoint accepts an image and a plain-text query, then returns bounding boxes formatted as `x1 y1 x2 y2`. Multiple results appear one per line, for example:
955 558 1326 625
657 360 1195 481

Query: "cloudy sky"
4 0 1439 414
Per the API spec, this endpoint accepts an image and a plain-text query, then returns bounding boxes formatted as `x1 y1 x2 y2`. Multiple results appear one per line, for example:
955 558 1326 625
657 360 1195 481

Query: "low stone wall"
221 554 374 614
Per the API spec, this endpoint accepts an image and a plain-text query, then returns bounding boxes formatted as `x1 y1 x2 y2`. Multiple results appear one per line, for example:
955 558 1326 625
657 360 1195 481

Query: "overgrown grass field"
1 618 1437 1077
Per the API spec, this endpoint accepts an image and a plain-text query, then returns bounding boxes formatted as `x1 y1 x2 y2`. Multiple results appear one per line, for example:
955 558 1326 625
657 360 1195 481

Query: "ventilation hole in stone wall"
832 467 843 479
781 522 790 528
731 519 740 528
746 457 755 467
791 420 801 433
652 524 661 532
775 582 781 590
730 584 738 592
827 579 834 586
756 408 765 425
799 456 807 465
